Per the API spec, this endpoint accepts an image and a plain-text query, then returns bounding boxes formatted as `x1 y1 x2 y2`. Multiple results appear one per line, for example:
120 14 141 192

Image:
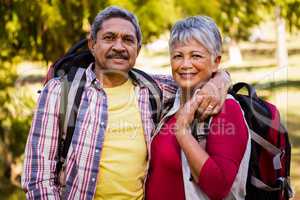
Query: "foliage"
0 0 178 62
0 59 34 184
175 0 220 17
175 0 265 41
216 0 264 41
1 0 300 63
136 0 178 42
270 0 300 32
1 0 94 62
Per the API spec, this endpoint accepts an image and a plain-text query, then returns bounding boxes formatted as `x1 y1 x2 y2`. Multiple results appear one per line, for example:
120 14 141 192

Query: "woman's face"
170 38 220 93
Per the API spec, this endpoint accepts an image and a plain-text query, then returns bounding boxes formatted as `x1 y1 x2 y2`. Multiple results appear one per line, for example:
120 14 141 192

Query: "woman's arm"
175 96 248 199
174 94 209 181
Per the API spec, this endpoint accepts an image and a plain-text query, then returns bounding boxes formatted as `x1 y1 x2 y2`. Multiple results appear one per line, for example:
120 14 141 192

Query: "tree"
0 58 35 186
274 0 300 68
216 0 266 65
0 0 179 63
275 6 288 68
261 0 300 68
174 0 265 65
135 0 178 42
0 0 98 62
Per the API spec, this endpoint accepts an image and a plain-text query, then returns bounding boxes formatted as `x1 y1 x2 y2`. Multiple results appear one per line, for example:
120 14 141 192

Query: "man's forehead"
100 17 136 36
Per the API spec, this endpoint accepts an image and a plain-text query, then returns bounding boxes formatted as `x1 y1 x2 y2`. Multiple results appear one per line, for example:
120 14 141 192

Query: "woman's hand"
174 93 209 182
175 94 203 132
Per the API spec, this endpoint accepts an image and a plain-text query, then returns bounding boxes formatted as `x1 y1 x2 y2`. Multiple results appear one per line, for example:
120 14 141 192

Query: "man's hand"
196 69 231 121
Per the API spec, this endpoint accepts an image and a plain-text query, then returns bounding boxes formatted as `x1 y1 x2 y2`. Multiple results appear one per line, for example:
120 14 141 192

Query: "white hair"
169 16 222 59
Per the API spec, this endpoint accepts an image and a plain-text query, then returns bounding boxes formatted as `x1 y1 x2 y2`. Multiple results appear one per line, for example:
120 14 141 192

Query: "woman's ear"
212 56 221 73
215 56 221 64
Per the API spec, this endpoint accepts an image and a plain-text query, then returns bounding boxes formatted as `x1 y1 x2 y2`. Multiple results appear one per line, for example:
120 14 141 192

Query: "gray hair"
91 6 142 49
169 16 222 59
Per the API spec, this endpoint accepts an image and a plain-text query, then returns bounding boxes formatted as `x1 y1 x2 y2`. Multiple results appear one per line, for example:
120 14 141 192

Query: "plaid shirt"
21 65 177 200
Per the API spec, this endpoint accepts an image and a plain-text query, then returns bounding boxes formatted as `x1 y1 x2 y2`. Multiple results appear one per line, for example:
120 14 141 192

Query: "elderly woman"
146 16 251 200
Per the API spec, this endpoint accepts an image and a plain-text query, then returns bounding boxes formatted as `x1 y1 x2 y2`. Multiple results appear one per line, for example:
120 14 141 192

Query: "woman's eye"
192 54 203 58
172 55 182 59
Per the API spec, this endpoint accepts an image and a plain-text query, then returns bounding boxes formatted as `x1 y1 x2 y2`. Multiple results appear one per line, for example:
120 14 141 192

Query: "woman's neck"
180 89 194 105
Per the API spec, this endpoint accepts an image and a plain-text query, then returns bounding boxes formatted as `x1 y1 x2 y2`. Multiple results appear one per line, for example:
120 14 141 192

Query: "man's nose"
112 38 125 51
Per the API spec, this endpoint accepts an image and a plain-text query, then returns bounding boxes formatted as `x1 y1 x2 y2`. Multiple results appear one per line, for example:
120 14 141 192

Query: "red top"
146 99 249 200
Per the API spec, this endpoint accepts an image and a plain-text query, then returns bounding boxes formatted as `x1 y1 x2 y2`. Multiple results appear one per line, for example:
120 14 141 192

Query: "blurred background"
0 0 299 199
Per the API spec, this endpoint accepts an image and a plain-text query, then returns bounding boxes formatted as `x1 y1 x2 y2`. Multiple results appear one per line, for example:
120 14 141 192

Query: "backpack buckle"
276 177 294 198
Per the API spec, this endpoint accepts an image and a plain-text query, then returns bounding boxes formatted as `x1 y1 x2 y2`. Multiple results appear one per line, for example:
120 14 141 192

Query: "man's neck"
94 66 129 88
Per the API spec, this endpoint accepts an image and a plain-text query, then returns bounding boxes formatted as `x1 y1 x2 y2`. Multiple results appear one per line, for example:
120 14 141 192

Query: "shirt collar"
85 62 145 89
85 63 97 87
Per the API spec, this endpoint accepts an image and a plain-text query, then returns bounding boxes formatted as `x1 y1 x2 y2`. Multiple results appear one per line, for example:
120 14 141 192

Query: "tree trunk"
275 6 288 68
228 39 243 66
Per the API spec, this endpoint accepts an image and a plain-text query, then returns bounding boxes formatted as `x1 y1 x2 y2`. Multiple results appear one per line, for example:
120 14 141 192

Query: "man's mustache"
106 52 129 60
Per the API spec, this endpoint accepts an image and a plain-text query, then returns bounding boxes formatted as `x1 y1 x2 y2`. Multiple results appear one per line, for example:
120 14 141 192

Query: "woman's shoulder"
222 94 244 114
213 94 246 122
209 95 249 145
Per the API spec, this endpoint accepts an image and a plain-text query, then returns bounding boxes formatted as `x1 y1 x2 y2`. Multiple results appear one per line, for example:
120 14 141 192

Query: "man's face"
89 17 139 73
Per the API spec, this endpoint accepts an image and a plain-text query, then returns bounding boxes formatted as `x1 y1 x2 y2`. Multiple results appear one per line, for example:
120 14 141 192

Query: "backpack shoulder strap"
129 68 163 125
56 67 86 184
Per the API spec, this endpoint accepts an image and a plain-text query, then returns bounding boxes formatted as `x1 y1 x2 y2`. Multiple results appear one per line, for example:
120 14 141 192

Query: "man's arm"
21 79 62 199
152 69 231 119
151 73 178 104
195 69 231 121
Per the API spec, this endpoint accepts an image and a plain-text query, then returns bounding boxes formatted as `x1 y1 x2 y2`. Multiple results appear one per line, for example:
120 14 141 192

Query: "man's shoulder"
149 74 177 88
150 74 173 82
40 78 62 96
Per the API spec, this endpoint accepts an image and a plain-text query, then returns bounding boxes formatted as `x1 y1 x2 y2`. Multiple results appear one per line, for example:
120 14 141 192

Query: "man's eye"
103 35 114 41
124 37 135 44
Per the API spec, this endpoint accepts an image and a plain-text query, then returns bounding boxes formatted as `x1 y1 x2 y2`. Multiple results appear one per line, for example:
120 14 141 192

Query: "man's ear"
88 34 95 55
212 56 221 73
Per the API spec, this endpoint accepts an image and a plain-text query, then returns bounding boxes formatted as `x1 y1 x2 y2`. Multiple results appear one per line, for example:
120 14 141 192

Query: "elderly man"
22 6 230 200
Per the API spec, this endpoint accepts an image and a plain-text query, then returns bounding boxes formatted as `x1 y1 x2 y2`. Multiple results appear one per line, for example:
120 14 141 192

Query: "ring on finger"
207 104 214 111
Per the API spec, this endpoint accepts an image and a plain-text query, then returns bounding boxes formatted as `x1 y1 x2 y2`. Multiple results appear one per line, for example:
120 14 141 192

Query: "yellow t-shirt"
94 79 147 200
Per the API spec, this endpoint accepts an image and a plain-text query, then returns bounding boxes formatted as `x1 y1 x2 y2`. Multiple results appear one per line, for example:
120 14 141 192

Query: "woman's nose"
181 58 193 69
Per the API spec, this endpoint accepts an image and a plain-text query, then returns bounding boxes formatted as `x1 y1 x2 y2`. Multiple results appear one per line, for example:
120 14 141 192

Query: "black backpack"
44 39 163 185
228 83 293 200
190 82 293 199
